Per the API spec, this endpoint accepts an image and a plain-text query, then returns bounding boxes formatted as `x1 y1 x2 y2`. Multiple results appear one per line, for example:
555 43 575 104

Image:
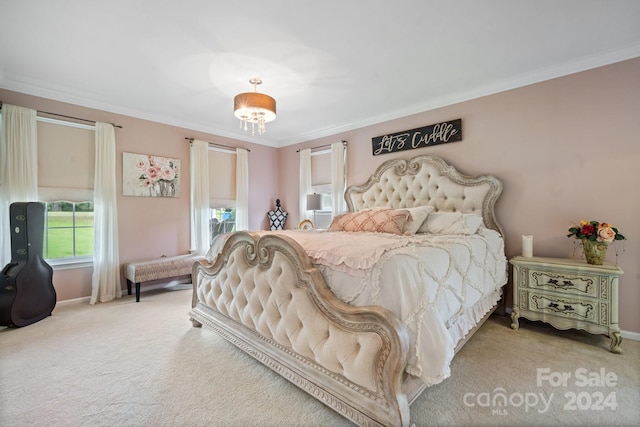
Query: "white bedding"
257 228 508 386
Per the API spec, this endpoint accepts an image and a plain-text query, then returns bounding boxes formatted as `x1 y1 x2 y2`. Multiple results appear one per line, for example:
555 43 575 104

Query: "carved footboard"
190 231 412 427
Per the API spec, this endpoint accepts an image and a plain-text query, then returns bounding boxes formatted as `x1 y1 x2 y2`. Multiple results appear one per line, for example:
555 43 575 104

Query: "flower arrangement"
567 220 625 243
136 155 178 185
136 155 179 197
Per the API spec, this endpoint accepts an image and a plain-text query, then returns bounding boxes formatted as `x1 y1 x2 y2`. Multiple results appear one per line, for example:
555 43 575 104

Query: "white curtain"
235 148 249 231
331 142 347 216
0 104 38 268
190 139 210 255
90 122 121 304
299 148 312 222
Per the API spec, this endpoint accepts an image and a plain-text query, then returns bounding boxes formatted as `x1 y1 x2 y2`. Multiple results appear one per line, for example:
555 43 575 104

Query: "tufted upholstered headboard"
344 155 504 235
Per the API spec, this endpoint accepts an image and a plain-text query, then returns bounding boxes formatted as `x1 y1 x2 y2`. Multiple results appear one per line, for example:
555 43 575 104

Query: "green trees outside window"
44 201 94 259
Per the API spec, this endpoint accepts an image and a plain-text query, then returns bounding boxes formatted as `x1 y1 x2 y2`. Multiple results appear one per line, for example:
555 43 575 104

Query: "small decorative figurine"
267 199 288 230
298 219 313 230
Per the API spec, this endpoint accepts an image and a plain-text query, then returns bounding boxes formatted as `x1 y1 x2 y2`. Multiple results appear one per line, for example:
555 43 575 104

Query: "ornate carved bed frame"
190 155 504 426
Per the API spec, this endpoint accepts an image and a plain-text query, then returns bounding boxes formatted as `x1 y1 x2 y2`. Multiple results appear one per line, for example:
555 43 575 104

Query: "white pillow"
419 212 484 235
463 214 484 234
403 206 434 235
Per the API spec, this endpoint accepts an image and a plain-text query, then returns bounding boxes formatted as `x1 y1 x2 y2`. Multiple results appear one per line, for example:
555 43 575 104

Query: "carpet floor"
1 286 638 427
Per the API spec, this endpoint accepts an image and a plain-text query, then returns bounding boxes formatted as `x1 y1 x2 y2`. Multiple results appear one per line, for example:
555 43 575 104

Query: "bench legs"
126 274 194 303
126 279 141 302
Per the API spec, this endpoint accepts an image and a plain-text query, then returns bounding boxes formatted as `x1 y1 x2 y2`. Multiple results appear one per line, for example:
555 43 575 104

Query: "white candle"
522 235 533 257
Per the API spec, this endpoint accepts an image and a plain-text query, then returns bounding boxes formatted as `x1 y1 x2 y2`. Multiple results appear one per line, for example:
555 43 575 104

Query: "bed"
190 154 507 426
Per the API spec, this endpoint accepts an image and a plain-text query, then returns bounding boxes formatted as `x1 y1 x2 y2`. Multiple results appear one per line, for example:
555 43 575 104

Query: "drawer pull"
547 278 575 287
547 279 575 287
548 302 575 312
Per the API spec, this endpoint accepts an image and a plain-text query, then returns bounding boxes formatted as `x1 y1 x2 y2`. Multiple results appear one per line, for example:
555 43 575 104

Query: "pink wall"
279 58 640 334
0 89 279 300
2 58 638 333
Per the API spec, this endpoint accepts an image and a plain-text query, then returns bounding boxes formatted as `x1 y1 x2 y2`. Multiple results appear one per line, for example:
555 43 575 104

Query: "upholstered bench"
124 254 205 302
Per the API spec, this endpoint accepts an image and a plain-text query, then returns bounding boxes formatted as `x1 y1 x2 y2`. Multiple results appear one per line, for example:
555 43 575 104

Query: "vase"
581 239 608 265
154 180 175 197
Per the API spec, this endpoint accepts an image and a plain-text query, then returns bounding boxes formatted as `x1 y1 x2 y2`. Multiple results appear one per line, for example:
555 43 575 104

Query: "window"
310 151 333 228
302 142 347 228
310 184 333 229
208 149 237 244
316 189 333 211
209 208 236 243
37 118 95 265
43 201 94 260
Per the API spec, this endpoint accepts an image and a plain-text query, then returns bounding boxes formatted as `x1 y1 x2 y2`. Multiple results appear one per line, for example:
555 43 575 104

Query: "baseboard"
57 296 91 306
621 329 640 341
56 279 192 307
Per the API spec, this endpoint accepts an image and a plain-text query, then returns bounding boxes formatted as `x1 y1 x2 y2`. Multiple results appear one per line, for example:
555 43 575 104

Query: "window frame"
310 183 333 229
35 116 96 269
208 207 236 245
43 201 94 269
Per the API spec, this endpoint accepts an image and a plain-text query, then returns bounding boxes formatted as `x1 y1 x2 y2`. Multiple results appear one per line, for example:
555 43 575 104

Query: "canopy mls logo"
536 367 618 388
463 367 620 416
463 388 554 415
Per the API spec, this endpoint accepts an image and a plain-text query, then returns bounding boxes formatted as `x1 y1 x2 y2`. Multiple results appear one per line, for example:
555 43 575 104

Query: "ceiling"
1 1 639 148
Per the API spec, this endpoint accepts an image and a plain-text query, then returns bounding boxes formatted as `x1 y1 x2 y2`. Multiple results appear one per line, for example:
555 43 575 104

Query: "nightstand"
509 256 624 353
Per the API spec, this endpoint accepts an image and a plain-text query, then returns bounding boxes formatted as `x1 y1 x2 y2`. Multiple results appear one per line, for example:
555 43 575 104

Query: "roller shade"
37 120 94 201
208 149 236 208
311 151 330 185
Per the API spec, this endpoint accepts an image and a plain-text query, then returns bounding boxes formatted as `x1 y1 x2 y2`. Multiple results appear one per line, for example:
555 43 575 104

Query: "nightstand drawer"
529 270 599 298
510 256 623 353
521 290 606 325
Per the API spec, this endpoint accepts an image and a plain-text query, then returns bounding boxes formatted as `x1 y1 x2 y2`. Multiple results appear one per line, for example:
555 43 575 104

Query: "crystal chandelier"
233 78 276 136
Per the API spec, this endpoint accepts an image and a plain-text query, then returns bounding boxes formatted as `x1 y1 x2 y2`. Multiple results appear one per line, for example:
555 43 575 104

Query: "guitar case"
0 202 56 327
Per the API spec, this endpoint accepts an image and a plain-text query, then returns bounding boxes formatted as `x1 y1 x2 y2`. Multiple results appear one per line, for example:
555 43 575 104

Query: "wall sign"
372 119 462 156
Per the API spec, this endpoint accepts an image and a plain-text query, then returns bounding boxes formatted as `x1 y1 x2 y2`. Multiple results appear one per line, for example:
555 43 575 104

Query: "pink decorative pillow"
329 208 410 235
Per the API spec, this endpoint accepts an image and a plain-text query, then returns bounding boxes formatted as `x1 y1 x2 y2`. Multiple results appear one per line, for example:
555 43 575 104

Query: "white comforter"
261 229 507 386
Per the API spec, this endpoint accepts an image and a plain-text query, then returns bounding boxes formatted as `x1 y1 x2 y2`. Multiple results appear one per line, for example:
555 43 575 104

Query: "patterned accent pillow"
329 208 410 235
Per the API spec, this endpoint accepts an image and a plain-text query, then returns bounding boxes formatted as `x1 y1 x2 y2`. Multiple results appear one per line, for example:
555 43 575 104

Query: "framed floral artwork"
122 152 180 197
